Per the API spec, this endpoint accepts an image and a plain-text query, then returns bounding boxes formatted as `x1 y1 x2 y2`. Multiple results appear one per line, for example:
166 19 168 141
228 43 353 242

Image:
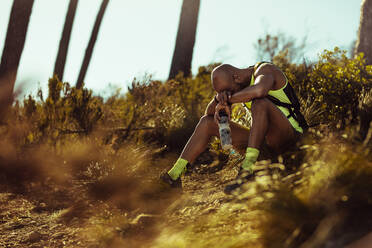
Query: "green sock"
168 158 188 180
241 147 259 172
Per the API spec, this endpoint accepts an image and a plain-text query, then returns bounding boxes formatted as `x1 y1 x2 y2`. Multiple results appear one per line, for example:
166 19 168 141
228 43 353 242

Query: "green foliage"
14 66 217 151
109 67 216 150
16 76 103 145
9 48 372 151
307 48 371 124
273 48 372 127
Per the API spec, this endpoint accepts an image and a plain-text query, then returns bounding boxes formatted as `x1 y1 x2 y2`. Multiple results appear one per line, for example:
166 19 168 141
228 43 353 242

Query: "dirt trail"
0 192 89 248
166 161 236 225
0 154 246 248
152 155 265 248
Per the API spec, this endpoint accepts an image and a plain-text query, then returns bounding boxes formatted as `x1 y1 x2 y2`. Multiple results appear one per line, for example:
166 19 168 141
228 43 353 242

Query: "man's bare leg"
224 98 299 193
167 115 251 180
249 98 296 152
167 98 298 182
179 115 217 164
239 97 297 173
180 115 255 163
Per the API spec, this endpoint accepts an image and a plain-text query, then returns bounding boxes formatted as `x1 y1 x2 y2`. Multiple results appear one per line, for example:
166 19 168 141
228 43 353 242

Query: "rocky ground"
0 192 87 248
0 153 244 248
1 150 371 248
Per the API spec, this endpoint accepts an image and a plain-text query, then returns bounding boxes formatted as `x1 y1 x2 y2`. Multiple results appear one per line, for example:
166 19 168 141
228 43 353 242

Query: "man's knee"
198 115 217 134
199 114 215 126
251 98 269 112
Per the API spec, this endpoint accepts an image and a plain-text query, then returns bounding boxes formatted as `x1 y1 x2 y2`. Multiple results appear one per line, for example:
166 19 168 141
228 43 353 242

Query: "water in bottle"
218 110 232 150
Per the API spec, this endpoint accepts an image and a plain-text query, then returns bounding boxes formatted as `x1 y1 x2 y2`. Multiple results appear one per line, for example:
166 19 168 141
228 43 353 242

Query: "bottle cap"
219 110 228 117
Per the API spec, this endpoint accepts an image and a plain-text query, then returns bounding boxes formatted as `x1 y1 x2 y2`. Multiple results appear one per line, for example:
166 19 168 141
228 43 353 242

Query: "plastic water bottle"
218 110 232 150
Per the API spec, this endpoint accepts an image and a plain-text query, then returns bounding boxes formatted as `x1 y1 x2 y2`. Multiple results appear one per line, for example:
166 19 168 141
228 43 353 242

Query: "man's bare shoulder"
254 63 277 77
254 63 286 88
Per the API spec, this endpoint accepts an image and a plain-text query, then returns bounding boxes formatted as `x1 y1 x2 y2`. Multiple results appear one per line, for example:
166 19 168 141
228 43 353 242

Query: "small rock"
26 231 42 243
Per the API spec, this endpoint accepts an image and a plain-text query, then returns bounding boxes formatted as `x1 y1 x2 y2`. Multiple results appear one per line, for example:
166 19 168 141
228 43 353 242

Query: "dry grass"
1 105 371 248
0 53 371 247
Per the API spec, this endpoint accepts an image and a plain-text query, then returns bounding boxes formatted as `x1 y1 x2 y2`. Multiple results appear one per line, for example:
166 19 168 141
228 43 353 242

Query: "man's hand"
216 91 232 106
214 103 231 124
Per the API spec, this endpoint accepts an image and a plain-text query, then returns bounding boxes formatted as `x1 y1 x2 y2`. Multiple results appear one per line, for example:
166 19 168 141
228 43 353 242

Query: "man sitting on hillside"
160 62 308 194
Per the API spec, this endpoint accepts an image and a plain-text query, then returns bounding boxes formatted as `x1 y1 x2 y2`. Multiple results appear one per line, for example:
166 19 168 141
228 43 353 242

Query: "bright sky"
0 0 362 96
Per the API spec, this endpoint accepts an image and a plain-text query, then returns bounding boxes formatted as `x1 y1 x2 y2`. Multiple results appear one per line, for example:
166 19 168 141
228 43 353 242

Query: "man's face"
213 78 241 95
229 81 242 94
213 71 236 93
213 78 231 93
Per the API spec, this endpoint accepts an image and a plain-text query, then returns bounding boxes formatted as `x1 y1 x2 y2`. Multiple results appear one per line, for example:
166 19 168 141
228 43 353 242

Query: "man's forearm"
228 85 263 104
229 74 274 104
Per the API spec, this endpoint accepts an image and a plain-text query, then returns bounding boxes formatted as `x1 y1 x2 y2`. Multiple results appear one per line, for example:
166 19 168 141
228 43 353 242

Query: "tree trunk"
168 0 200 80
76 0 109 89
53 0 79 81
0 0 34 107
355 0 372 65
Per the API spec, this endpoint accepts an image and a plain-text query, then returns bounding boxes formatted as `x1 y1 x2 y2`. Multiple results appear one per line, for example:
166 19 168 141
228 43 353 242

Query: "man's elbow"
255 87 268 98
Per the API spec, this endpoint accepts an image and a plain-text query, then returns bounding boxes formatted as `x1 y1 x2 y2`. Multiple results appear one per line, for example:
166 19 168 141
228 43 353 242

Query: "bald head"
211 64 237 92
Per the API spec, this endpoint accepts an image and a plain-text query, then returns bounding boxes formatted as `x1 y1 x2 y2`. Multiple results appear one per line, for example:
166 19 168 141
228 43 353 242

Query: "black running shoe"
224 169 254 195
160 172 182 189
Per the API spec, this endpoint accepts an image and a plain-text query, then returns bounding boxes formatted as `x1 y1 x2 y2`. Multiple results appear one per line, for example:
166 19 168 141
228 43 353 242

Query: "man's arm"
205 97 218 116
228 66 275 104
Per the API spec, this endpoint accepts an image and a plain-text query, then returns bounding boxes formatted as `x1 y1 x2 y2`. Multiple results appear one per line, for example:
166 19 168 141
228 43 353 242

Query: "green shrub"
307 48 371 124
6 49 372 151
273 48 372 127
